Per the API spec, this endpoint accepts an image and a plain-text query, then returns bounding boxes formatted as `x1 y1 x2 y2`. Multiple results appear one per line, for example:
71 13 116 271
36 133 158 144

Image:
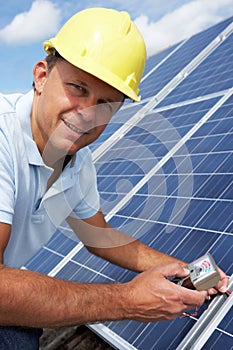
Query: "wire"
179 306 199 319
179 290 232 319
224 289 232 299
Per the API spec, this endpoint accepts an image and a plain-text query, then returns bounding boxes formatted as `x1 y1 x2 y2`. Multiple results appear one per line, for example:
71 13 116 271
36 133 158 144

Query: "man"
0 7 228 349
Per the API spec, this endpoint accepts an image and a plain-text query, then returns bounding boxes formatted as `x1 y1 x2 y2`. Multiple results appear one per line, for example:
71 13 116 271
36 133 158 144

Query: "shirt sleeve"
0 127 15 224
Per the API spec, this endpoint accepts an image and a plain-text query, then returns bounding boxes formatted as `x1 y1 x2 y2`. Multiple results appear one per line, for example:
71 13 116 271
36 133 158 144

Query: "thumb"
159 262 190 279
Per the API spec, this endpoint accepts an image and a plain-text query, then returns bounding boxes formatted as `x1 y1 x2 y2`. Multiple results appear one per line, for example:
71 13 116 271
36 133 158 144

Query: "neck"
46 155 72 189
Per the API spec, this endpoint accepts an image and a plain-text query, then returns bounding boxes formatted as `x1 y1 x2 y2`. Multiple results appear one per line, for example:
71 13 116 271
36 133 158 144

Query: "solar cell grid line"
95 95 222 209
143 20 232 106
91 95 233 253
158 31 233 108
93 92 233 278
89 103 144 153
91 102 154 162
139 94 232 267
158 98 232 235
141 40 185 82
69 246 136 285
152 18 233 104
154 91 228 119
22 230 79 273
47 241 84 277
166 155 232 232
140 16 233 100
99 317 196 350
54 256 117 284
93 93 232 264
89 323 139 350
99 91 232 226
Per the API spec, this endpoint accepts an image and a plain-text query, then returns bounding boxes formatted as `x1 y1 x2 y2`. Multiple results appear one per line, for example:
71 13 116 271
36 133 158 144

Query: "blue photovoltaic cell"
95 98 219 222
142 41 182 77
140 16 233 100
24 16 233 350
25 230 77 273
158 32 233 107
24 248 63 275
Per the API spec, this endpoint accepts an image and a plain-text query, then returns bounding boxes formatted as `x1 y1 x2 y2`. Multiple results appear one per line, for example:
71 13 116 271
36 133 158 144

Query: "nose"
75 95 98 125
75 96 113 130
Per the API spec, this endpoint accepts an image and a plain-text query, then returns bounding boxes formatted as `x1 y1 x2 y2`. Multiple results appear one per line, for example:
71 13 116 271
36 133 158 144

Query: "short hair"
45 50 63 71
33 50 63 89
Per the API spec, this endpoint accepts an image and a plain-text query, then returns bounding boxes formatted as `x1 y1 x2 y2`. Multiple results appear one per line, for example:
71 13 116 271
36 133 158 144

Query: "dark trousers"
0 326 43 350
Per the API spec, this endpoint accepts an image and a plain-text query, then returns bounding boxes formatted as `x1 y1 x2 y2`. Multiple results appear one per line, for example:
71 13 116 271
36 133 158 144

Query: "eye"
98 99 114 114
68 83 88 96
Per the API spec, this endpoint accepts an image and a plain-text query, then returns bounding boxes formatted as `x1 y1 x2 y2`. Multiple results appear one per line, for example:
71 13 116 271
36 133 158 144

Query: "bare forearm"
0 263 210 327
68 214 185 272
0 265 126 328
87 239 186 272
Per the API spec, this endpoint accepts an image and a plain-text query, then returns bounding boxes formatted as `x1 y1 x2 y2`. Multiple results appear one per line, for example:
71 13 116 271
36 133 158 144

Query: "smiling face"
32 58 124 166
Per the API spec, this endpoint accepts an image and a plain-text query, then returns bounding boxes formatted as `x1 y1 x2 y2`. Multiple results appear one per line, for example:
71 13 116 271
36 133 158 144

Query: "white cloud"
135 0 233 56
0 0 61 45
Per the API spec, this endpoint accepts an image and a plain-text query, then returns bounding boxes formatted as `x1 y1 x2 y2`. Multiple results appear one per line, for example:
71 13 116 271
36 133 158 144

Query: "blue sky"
0 0 232 93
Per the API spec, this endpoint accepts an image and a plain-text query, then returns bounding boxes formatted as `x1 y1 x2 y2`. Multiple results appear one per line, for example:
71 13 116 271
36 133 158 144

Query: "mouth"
63 120 88 135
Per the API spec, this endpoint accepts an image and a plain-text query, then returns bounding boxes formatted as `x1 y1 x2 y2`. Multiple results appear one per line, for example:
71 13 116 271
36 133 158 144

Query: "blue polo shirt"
0 90 100 268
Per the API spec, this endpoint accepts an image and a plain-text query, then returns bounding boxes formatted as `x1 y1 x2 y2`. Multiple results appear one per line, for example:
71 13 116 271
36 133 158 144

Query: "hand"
207 267 229 296
124 263 207 322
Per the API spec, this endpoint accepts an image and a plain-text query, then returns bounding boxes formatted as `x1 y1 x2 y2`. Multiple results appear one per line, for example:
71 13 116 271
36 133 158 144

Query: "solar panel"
157 32 233 107
140 16 233 100
141 41 183 80
24 15 233 349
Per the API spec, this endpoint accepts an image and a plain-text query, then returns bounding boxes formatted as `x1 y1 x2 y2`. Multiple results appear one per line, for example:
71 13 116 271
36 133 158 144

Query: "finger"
180 287 207 308
208 287 218 296
158 263 190 279
217 275 229 293
208 272 229 294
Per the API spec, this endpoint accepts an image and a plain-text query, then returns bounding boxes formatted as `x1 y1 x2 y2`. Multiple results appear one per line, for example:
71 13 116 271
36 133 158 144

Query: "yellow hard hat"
43 7 146 101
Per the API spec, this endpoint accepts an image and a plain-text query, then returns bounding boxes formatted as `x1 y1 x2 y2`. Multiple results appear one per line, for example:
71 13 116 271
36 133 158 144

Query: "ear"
33 60 48 94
